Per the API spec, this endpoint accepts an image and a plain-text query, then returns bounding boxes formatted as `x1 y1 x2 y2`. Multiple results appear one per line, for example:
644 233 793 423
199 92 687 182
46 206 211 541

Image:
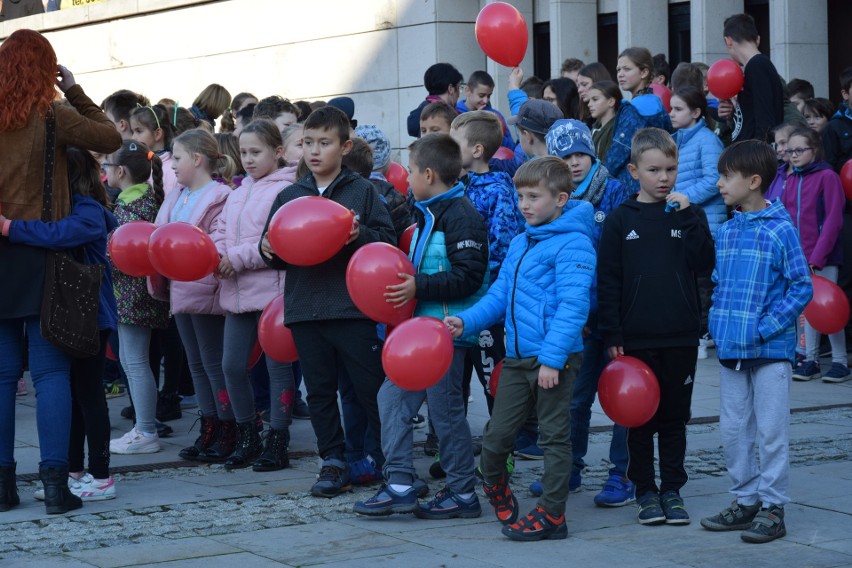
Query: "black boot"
0 462 20 512
224 422 263 470
198 419 237 463
39 466 82 515
179 414 219 461
253 428 290 472
156 392 182 422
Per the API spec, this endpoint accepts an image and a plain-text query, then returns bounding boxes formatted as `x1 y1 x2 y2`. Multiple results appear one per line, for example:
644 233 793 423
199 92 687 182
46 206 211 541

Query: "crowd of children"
4 11 852 548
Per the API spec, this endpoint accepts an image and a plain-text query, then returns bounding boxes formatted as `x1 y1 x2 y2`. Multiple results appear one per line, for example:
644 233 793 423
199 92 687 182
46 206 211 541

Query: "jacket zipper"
233 185 252 313
511 238 533 357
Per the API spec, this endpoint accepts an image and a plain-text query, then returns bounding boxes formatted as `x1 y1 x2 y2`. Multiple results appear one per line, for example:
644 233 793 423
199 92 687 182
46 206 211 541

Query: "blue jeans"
570 333 628 476
0 316 72 468
379 348 475 493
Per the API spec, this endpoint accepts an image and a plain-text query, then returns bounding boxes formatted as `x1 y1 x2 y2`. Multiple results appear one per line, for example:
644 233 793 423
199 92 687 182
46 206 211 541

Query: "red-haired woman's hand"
55 65 76 93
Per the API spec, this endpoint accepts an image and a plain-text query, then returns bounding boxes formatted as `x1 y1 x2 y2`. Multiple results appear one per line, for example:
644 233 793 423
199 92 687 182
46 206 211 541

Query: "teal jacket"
410 183 489 347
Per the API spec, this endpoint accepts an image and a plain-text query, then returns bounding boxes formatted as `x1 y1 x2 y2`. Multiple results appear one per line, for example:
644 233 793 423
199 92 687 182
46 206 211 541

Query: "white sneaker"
71 473 116 501
34 475 78 501
110 427 160 454
700 333 715 349
697 343 708 360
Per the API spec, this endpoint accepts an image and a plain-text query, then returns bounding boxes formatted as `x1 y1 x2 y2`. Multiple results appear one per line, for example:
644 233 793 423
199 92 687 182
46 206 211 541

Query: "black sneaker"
310 461 352 498
424 433 439 457
700 500 761 531
155 421 173 438
741 506 786 544
120 405 135 421
636 492 666 525
659 490 690 525
293 398 310 420
156 393 182 422
428 455 446 479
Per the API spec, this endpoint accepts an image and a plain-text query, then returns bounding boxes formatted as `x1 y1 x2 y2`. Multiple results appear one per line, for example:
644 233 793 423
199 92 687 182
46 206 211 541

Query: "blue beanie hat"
545 119 596 159
354 124 391 171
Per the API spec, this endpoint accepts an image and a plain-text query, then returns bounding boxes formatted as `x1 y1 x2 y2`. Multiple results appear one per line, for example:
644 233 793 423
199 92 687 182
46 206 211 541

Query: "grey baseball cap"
507 99 564 135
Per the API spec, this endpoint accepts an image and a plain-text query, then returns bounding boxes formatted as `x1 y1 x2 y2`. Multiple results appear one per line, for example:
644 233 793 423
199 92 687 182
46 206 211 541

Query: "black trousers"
463 324 505 415
290 319 385 465
625 346 696 497
69 329 112 479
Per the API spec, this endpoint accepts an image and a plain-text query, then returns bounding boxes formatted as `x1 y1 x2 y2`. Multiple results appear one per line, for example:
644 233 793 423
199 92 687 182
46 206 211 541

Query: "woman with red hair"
0 29 121 515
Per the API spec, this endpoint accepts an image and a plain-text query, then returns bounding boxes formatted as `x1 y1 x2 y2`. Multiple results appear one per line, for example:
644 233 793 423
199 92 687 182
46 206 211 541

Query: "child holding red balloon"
105 141 170 456
597 128 715 527
702 140 813 543
259 106 395 498
447 157 596 541
778 128 848 382
151 129 235 463
354 133 489 519
213 119 297 472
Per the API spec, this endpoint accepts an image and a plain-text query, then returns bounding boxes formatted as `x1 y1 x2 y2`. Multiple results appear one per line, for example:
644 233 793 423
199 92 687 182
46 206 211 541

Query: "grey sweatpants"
719 362 791 507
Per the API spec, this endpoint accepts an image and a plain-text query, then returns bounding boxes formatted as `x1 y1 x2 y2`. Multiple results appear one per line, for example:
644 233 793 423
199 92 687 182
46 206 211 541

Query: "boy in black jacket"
597 128 715 526
260 106 396 498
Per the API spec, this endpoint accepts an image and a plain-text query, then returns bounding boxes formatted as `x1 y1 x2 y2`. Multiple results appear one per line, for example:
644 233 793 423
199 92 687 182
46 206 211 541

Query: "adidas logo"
684 375 694 385
626 230 639 240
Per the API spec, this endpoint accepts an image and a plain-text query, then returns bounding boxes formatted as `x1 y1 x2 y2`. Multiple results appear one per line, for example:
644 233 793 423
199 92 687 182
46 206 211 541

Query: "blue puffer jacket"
710 200 813 363
673 119 725 237
463 170 524 282
604 94 673 192
411 183 490 347
456 200 596 369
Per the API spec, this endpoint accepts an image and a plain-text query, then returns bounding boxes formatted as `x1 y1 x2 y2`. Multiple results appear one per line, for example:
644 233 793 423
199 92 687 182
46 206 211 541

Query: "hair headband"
136 103 162 130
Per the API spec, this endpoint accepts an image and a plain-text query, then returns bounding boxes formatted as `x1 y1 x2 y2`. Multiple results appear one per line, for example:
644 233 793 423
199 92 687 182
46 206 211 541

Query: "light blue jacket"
673 119 726 237
709 200 813 363
456 200 596 368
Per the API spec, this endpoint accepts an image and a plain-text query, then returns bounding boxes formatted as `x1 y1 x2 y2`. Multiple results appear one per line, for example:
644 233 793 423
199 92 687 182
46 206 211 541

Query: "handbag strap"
41 107 57 223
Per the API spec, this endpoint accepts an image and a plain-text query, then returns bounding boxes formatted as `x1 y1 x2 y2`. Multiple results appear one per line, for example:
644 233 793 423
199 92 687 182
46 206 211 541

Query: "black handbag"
39 108 103 358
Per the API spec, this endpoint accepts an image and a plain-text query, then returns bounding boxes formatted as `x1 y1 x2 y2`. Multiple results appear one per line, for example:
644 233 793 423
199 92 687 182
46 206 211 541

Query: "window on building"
597 12 618 79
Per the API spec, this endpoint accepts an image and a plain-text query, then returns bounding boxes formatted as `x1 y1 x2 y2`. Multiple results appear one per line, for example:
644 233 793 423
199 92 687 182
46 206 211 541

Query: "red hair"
0 30 58 132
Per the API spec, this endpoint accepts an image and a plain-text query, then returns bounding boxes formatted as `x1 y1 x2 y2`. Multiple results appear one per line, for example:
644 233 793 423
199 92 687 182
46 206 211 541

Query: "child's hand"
509 67 524 90
666 192 690 211
444 316 464 339
345 211 360 245
384 273 416 308
717 98 734 120
538 365 560 389
607 346 624 360
260 234 273 259
55 65 77 94
217 255 235 279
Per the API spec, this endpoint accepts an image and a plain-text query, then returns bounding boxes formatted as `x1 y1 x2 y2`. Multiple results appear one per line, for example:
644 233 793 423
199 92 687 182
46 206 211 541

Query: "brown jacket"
0 83 121 222
0 83 121 318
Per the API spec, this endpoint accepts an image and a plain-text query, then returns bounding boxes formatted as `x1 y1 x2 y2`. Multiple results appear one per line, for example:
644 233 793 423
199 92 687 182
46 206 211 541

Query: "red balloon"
489 360 504 397
382 317 454 391
398 224 416 256
840 160 852 201
386 162 408 195
475 2 528 67
650 83 672 113
346 242 416 326
247 339 263 369
804 275 850 335
148 222 218 282
706 59 744 100
258 296 299 363
598 356 660 428
493 146 515 161
267 196 354 266
109 221 157 277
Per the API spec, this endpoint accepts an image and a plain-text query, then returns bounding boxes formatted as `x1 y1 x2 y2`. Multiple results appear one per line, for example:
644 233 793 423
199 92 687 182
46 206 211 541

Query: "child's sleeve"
822 125 843 172
259 191 289 271
808 173 846 269
538 236 596 369
7 199 106 250
596 210 625 348
486 181 522 273
673 134 723 206
676 205 715 276
455 245 514 334
757 225 813 341
507 90 528 117
345 182 396 250
415 213 488 301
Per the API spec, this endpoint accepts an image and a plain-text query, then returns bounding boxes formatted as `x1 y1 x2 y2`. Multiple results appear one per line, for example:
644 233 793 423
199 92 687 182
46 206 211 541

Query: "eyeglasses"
785 147 812 157
101 162 117 168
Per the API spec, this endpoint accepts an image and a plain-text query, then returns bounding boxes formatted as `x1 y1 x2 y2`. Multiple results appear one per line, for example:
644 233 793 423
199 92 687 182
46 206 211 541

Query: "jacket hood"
629 93 666 117
526 199 594 241
466 170 515 188
792 160 832 176
414 182 465 211
732 198 790 224
245 166 298 186
674 118 707 146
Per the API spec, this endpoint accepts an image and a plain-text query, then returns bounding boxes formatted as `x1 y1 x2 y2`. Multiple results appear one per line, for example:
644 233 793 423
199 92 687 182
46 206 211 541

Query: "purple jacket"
151 181 230 314
214 167 296 314
780 161 845 268
765 163 790 202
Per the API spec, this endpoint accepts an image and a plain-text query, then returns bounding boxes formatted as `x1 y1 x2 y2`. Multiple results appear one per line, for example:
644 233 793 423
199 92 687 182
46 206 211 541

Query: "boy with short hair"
353 133 489 519
700 140 812 544
787 79 815 114
102 89 150 140
446 157 596 541
456 71 515 149
419 102 457 137
597 128 715 526
253 95 301 132
823 66 852 172
509 99 563 159
718 13 784 142
407 62 464 137
259 106 396 498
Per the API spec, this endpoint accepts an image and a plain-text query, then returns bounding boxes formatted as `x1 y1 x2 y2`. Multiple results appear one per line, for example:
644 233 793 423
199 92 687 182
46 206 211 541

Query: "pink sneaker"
16 378 27 396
